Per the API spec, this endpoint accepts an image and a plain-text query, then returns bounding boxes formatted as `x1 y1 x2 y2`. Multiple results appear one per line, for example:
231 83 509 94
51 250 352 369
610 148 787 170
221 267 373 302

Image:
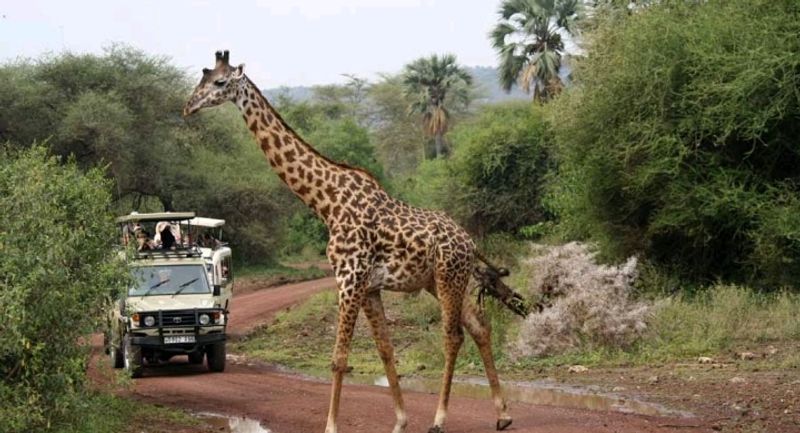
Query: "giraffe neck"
233 76 362 224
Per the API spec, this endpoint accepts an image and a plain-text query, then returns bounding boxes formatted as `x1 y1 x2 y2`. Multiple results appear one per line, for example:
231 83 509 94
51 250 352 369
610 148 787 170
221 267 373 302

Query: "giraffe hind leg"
461 300 512 430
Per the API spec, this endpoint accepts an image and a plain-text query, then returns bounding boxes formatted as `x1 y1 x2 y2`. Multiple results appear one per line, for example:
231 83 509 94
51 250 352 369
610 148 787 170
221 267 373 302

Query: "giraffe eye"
213 79 227 87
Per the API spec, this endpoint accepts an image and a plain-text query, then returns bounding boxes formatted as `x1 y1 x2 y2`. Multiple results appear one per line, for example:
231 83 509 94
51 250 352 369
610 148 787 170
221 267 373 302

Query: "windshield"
129 265 210 297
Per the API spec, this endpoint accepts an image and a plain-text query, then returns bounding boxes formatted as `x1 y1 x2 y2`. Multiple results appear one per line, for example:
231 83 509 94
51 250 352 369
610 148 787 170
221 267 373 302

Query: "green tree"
490 0 578 101
398 103 554 236
449 102 553 234
0 46 288 264
368 74 427 178
0 146 126 432
402 54 473 159
548 0 800 288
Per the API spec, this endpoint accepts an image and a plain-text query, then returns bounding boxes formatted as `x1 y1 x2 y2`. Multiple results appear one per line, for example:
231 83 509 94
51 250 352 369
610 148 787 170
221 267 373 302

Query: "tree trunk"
434 131 445 159
159 195 174 212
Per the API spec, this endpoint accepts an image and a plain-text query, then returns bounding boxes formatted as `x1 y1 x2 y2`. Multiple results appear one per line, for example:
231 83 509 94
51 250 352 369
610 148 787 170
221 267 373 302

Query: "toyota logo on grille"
173 317 182 324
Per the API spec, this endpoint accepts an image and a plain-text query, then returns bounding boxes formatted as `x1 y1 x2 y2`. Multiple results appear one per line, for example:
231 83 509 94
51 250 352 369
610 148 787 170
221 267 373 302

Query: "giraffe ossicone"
184 49 515 433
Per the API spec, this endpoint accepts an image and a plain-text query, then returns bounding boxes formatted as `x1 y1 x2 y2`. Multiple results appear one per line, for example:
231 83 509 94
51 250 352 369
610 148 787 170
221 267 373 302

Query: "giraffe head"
183 50 245 117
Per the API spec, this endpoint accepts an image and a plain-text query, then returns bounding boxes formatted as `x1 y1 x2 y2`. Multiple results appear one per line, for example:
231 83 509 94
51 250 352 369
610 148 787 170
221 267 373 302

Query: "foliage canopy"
548 0 800 287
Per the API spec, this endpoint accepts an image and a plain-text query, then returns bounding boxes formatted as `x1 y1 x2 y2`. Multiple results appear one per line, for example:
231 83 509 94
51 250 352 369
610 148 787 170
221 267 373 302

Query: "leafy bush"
396 158 457 211
0 146 126 432
548 0 800 287
512 243 650 358
399 102 553 235
278 212 328 259
449 102 553 234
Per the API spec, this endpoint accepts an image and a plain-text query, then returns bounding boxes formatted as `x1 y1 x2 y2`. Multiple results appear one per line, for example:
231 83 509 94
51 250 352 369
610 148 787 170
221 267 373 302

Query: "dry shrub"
511 242 651 358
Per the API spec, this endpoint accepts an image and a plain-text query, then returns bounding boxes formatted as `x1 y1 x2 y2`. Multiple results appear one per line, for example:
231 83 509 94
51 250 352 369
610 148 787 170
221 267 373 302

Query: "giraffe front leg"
462 301 512 430
362 292 408 433
325 285 362 433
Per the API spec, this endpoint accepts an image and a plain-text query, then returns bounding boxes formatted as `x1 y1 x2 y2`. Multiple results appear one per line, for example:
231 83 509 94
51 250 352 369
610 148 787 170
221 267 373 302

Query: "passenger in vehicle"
154 221 182 250
197 232 221 249
135 228 155 251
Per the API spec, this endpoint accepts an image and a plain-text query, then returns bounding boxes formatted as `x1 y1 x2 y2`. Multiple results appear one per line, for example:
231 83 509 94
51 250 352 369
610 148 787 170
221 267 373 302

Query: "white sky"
0 0 503 87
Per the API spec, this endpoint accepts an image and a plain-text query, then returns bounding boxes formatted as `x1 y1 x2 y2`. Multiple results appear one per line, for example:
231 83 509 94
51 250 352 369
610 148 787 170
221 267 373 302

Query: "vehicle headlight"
199 313 210 325
143 315 156 327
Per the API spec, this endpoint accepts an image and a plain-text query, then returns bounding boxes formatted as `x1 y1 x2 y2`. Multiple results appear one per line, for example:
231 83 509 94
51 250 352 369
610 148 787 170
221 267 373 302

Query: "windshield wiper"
142 279 170 296
171 278 200 298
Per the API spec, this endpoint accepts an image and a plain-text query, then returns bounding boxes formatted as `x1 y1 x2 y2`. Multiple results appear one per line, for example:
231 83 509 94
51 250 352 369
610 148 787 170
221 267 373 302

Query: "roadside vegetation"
0 147 126 432
56 393 205 433
237 262 328 281
239 252 800 376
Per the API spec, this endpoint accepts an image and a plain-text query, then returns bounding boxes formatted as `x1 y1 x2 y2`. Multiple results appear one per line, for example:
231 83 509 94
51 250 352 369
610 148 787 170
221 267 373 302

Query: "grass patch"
52 392 201 433
642 285 800 360
236 289 520 379
237 283 800 379
237 262 327 280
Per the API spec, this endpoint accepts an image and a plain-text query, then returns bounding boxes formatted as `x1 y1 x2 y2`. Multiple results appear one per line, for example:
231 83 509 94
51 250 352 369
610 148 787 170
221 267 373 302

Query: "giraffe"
183 50 514 433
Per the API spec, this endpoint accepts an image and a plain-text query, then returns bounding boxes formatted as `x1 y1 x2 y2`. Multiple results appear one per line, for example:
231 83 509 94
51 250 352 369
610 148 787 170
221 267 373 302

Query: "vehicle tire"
110 342 124 369
103 331 110 355
207 341 226 372
123 335 144 378
188 350 204 365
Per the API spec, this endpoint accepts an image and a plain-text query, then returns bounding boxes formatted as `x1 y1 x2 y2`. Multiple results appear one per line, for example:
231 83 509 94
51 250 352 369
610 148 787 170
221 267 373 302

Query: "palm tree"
402 54 472 159
490 0 578 102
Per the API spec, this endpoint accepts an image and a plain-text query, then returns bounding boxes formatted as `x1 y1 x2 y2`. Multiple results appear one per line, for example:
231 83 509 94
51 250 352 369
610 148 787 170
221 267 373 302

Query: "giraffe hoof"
496 418 513 431
427 426 444 433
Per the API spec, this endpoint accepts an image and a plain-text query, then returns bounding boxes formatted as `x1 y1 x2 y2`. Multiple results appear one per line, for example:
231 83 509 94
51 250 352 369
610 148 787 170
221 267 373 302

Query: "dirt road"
120 277 713 433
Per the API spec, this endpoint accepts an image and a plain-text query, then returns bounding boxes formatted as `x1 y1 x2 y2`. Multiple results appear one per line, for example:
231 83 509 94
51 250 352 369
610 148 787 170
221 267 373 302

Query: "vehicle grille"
160 310 197 327
136 308 223 328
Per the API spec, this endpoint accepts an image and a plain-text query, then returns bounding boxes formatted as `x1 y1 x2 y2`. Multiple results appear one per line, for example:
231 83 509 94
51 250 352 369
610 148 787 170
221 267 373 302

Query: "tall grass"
646 285 800 360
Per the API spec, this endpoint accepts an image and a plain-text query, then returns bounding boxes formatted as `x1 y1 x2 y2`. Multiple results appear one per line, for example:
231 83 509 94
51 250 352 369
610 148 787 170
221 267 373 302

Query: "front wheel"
207 341 226 372
123 335 144 378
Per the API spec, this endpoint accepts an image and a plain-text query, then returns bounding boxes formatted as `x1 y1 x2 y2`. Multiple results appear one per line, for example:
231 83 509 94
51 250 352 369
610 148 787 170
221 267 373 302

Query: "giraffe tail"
473 252 537 318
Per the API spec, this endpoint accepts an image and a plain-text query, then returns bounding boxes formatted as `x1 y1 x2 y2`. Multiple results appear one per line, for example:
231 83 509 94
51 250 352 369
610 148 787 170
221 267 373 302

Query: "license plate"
164 335 196 344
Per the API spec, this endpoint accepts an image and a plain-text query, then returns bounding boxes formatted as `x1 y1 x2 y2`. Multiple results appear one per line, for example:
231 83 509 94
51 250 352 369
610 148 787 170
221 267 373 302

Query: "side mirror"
213 285 221 296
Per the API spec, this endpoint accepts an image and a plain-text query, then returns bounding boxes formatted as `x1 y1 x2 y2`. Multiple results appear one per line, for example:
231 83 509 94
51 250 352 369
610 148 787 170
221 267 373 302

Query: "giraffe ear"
233 63 245 79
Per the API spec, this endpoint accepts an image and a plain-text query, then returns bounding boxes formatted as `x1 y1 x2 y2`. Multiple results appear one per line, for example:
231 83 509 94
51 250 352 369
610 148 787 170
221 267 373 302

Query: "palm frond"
490 22 516 50
490 0 575 100
498 44 526 91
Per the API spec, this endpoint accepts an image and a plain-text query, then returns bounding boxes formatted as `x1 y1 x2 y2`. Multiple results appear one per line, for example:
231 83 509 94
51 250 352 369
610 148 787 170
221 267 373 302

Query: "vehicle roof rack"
116 211 196 224
186 217 225 228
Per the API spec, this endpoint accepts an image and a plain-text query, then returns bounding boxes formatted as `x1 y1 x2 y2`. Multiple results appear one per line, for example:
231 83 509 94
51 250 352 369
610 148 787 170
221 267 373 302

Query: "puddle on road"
197 412 272 433
359 375 691 418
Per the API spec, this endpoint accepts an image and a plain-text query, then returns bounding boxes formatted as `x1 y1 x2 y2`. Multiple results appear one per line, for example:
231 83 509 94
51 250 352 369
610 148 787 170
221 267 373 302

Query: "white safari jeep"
106 212 234 378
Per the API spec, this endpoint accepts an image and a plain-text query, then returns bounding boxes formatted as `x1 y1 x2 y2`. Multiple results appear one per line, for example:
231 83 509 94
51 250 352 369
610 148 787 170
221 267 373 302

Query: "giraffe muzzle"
182 105 196 118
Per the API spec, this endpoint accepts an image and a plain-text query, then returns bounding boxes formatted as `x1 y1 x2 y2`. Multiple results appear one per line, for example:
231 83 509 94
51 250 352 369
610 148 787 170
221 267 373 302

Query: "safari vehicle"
106 212 234 378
